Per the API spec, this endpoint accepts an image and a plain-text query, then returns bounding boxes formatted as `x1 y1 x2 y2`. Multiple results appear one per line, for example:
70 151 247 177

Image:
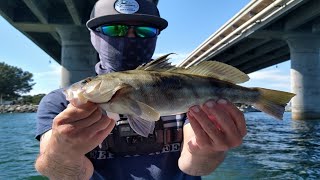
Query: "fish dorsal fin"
135 53 176 71
135 53 249 84
172 61 250 84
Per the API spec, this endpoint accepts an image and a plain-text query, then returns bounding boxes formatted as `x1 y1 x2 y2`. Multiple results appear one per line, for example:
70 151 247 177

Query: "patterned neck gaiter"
90 30 157 74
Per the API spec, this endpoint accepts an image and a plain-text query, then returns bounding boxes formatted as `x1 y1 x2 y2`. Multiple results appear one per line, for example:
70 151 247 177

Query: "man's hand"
187 99 246 154
179 99 247 176
49 102 115 157
35 102 115 180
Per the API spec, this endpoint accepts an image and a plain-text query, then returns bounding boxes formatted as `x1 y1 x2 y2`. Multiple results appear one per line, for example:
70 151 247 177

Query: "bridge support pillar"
285 35 320 120
56 26 97 88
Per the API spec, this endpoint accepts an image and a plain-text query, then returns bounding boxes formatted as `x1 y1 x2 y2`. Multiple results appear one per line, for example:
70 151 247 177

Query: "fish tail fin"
253 88 295 120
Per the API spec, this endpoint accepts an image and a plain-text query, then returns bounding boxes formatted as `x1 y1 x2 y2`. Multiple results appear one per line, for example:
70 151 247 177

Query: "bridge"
0 0 104 87
1 0 319 120
178 0 320 120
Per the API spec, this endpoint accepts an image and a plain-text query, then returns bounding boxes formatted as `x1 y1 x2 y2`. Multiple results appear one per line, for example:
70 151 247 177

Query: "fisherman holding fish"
35 0 294 179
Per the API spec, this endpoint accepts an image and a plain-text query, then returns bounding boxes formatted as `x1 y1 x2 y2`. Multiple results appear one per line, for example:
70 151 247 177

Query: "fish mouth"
63 78 100 106
64 86 87 106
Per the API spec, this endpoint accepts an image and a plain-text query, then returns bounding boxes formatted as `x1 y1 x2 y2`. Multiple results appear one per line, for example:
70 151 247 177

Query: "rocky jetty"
0 104 38 113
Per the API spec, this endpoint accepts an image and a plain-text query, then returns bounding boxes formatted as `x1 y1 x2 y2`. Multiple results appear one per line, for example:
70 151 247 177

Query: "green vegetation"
0 62 35 103
16 94 46 105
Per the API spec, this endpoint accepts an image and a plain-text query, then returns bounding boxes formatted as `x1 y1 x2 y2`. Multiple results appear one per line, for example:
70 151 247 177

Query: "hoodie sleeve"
35 88 69 141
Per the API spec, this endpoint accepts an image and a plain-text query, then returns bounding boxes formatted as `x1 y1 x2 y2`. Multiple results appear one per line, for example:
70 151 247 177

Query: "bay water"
0 112 319 179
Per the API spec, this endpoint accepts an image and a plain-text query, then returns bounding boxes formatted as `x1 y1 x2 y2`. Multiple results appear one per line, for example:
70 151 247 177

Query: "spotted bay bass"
65 54 295 137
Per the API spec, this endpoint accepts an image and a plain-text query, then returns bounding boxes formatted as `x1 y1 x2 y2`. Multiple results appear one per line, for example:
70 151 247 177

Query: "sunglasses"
95 25 159 38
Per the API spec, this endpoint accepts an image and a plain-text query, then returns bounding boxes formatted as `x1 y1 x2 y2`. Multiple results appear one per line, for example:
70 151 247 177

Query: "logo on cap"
115 0 139 14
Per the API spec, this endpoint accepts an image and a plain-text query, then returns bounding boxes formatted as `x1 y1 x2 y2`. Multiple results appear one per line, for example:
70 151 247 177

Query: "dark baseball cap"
86 0 168 30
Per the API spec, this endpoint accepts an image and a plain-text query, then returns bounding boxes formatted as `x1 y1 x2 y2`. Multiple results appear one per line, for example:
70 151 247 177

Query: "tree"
17 94 46 105
31 94 46 104
0 62 35 104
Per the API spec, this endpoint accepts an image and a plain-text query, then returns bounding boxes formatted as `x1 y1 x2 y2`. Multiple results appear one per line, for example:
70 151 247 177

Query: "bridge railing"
178 0 301 68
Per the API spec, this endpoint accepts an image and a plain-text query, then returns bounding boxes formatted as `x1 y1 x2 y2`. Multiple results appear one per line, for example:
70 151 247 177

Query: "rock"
0 104 38 113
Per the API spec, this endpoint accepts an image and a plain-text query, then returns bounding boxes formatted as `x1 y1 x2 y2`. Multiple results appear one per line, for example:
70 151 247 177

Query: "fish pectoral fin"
114 97 160 122
127 115 155 137
132 100 160 122
101 97 160 122
99 103 156 137
106 111 120 121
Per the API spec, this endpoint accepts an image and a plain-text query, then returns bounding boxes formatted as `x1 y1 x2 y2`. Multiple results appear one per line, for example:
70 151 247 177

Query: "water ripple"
204 112 320 179
0 113 47 180
0 112 319 179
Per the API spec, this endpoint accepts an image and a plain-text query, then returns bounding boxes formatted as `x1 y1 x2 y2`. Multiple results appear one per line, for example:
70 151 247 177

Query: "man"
35 0 247 179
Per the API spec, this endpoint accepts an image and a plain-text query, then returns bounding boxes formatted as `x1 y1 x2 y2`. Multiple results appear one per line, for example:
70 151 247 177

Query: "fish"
64 54 295 137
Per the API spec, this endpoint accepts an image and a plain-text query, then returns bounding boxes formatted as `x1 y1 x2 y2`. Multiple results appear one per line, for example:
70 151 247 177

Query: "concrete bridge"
0 0 99 87
178 0 320 120
1 0 320 120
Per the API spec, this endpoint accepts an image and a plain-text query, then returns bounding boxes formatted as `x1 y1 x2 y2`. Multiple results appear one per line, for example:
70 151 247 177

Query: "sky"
0 0 291 95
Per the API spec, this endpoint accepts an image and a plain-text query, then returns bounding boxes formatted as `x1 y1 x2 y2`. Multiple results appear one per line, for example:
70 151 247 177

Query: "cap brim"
86 14 168 30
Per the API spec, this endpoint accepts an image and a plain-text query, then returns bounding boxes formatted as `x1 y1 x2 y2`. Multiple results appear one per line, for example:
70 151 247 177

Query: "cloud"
28 63 61 95
242 68 291 92
248 69 290 82
33 63 60 79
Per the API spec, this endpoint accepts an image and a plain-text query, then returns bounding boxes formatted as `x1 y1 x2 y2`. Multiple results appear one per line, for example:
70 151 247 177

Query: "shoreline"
0 104 38 113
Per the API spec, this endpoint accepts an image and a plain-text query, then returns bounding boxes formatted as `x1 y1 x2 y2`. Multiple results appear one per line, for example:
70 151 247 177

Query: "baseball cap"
86 0 168 30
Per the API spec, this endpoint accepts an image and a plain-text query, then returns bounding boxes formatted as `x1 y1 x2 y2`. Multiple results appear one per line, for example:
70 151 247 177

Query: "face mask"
90 30 157 74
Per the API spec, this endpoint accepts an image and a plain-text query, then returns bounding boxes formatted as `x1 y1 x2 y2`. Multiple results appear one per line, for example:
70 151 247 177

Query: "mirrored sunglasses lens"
101 25 128 37
135 27 158 38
